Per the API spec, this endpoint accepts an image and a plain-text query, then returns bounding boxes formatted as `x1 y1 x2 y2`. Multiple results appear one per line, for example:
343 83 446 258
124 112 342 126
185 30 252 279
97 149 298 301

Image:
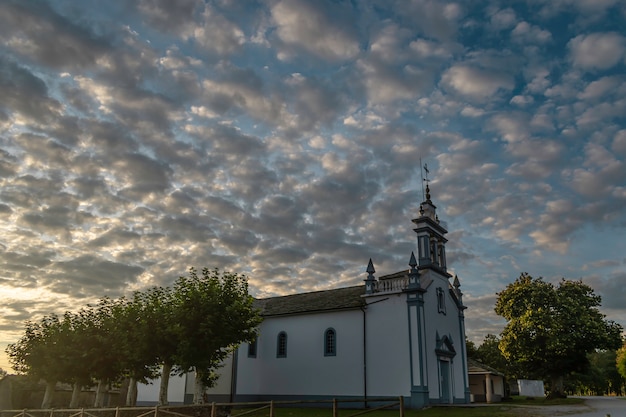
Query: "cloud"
511 22 552 44
393 0 463 41
568 32 626 71
488 8 517 30
578 75 625 100
440 65 515 102
137 0 200 38
193 5 246 55
0 1 111 70
0 58 62 124
613 130 626 155
270 0 360 62
1 0 626 371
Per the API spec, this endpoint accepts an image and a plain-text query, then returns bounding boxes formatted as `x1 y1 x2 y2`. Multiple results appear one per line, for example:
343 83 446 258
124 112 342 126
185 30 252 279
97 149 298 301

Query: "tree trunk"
126 377 137 406
194 370 205 404
158 363 172 405
547 375 565 399
70 383 82 408
94 380 107 407
41 380 56 409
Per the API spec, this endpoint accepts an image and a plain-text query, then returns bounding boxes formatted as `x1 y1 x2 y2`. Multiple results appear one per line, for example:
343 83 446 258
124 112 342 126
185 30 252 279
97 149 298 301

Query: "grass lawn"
230 396 585 417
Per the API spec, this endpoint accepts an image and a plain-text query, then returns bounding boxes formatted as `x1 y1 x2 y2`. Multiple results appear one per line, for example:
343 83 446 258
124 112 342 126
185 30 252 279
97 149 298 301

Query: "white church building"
138 187 470 409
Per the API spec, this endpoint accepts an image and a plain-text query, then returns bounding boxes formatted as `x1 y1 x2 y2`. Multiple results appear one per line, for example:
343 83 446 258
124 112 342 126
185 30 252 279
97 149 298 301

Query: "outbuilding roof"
254 285 366 316
468 358 505 376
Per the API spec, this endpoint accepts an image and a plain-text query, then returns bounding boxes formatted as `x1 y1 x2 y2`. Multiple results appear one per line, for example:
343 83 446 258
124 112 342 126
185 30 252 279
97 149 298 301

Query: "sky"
1 0 626 372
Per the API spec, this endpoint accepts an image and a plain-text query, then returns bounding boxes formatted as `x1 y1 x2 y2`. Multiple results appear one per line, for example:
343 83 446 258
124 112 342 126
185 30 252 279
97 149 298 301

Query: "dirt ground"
510 396 626 417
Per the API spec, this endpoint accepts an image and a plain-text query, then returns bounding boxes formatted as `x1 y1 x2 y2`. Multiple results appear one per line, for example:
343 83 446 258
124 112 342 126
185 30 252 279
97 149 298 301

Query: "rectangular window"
437 287 446 314
248 339 257 358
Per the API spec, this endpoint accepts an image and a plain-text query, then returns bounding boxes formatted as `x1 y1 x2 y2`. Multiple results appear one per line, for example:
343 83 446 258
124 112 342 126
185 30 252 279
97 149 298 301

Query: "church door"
440 360 451 403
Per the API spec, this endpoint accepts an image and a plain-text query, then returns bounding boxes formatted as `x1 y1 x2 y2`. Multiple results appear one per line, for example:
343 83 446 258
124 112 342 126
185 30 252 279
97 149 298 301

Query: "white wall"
236 309 364 396
198 354 235 396
420 270 467 402
364 292 411 397
137 372 187 404
136 276 469 405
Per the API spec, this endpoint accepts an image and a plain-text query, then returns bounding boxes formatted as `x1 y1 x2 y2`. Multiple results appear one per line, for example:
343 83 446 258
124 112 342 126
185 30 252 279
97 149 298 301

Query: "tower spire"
412 165 450 275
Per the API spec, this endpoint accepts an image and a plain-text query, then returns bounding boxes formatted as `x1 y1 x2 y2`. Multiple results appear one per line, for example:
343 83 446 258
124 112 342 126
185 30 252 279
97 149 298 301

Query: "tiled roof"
468 358 504 376
254 285 366 316
379 270 409 280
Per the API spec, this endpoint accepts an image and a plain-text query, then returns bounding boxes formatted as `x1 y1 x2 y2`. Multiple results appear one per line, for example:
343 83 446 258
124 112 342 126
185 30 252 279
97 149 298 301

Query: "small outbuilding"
468 359 505 403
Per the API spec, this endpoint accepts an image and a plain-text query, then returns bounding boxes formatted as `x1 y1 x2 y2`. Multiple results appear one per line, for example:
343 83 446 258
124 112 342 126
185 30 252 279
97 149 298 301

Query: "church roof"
378 270 408 280
254 285 366 317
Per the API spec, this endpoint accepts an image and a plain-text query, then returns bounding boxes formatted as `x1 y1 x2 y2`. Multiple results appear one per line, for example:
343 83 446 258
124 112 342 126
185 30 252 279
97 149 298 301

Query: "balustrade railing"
374 276 408 293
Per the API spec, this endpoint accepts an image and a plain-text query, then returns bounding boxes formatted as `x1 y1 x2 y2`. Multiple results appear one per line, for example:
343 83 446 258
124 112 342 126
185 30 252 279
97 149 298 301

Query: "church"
137 186 470 409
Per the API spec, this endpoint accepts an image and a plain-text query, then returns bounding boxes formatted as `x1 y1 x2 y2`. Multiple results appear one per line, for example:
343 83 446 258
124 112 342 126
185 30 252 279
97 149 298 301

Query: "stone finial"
408 251 420 290
409 251 417 269
453 274 463 303
365 258 377 294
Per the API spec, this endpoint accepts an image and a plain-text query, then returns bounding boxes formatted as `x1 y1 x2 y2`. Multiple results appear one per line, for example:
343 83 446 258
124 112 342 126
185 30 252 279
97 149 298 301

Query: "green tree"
569 350 624 396
138 286 180 406
55 311 96 407
171 267 262 404
117 292 163 406
617 341 626 381
0 367 7 378
476 334 509 373
495 273 623 398
6 315 66 408
465 338 478 359
85 297 136 407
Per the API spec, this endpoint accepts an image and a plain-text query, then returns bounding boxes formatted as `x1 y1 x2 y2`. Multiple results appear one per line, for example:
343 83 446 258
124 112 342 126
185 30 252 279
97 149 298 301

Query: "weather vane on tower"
419 158 430 202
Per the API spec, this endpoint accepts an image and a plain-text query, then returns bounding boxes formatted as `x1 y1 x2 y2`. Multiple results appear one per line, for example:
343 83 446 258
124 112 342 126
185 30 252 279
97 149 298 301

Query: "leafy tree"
476 334 509 373
569 350 624 396
171 267 262 404
117 292 163 406
55 311 96 407
495 273 623 398
6 315 66 408
617 341 626 381
465 338 478 359
85 297 136 407
138 286 180 405
0 367 7 378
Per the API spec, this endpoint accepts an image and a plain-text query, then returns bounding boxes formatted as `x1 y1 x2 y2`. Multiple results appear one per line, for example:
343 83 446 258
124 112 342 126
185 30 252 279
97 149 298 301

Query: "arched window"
276 331 287 358
324 328 336 356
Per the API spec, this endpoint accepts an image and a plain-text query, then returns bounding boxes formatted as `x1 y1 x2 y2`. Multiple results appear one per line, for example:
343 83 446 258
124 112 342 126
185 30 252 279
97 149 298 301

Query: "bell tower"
412 184 450 276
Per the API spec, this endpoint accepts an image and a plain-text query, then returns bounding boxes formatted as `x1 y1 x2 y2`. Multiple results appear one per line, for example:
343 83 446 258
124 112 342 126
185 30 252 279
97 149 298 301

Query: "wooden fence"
0 397 405 417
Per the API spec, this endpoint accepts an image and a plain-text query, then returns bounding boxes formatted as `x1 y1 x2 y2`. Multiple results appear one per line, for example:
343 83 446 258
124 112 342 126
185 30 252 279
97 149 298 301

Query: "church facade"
137 188 470 409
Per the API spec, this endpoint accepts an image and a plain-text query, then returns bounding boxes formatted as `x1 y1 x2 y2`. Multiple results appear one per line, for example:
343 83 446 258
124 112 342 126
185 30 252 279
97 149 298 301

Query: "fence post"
154 405 159 417
115 407 120 417
210 402 216 417
50 408 54 417
80 408 84 417
22 409 26 417
399 396 404 417
332 398 338 417
270 400 274 417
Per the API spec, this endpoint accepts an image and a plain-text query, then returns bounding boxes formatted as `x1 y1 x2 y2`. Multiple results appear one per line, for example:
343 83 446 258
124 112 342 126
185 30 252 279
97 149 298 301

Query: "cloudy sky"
1 0 626 371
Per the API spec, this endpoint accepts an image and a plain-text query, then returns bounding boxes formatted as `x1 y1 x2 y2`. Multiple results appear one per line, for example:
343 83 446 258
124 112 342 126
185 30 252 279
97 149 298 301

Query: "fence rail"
0 397 405 417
